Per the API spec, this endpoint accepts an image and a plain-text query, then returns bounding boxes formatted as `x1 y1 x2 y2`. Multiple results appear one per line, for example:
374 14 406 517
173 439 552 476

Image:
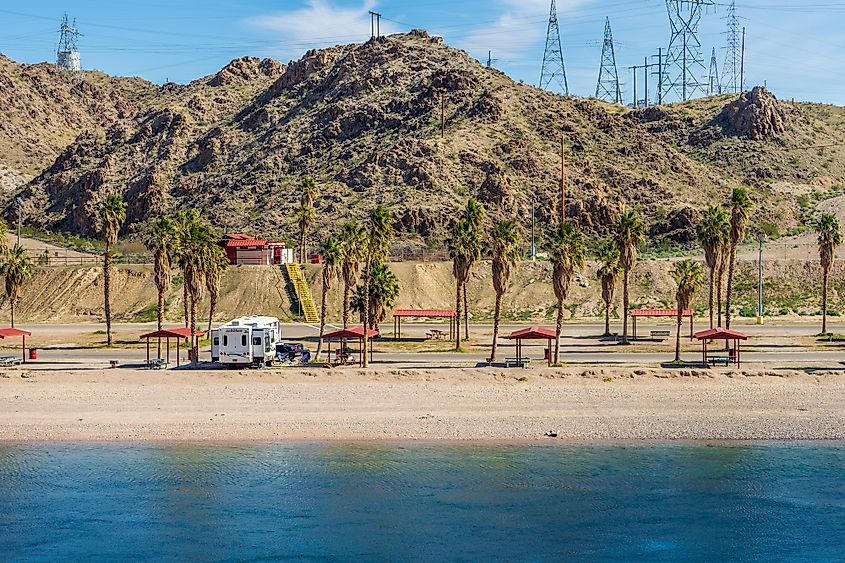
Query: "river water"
1 442 843 560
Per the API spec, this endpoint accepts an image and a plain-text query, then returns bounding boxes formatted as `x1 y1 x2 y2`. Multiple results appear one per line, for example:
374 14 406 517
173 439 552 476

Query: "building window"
253 337 262 346
223 335 228 346
242 335 248 347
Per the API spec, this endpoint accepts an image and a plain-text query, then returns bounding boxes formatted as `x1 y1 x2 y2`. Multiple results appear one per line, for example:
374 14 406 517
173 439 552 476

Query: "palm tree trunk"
343 282 351 329
491 291 502 362
316 277 328 359
455 280 462 351
363 258 371 367
725 245 738 330
604 299 611 336
300 230 306 264
822 266 830 334
463 283 469 341
674 309 683 362
554 297 563 365
207 292 217 335
708 268 715 329
190 293 197 368
104 245 112 346
182 276 189 328
621 269 630 345
157 289 165 358
717 270 724 327
10 300 15 329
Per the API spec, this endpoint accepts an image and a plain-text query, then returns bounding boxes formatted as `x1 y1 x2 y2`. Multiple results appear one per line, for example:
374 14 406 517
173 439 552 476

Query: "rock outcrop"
719 86 787 140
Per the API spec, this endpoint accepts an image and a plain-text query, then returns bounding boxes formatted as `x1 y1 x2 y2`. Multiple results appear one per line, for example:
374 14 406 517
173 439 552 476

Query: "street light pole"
757 235 765 325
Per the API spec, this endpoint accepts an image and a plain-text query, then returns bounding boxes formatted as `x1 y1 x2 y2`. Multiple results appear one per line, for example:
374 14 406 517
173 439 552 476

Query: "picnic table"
505 357 531 368
426 329 447 340
145 358 168 370
651 330 671 340
321 349 355 366
0 355 22 367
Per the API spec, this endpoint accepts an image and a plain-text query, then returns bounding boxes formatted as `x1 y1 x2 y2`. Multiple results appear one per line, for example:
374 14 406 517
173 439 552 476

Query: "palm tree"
2 244 33 327
351 262 400 332
174 210 199 328
614 209 646 345
488 220 521 362
0 217 9 256
98 194 126 346
814 213 843 335
671 260 705 363
294 204 316 265
362 206 393 367
297 177 319 263
447 218 476 351
595 240 621 337
696 205 731 329
339 222 368 328
204 249 229 334
462 198 485 340
142 216 177 333
546 222 586 365
174 209 218 367
724 187 752 330
315 236 344 359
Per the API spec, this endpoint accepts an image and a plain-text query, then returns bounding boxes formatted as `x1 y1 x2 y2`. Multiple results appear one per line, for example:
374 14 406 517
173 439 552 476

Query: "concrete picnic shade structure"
695 328 748 368
631 309 694 340
392 309 455 340
0 328 32 363
140 327 205 368
507 327 556 367
322 326 379 367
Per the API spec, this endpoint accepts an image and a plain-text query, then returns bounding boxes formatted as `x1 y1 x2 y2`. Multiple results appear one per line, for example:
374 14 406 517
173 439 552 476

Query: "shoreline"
2 367 845 442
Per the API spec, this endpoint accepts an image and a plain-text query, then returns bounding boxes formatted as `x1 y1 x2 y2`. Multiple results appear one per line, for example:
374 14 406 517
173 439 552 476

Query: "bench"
651 330 671 340
505 357 531 368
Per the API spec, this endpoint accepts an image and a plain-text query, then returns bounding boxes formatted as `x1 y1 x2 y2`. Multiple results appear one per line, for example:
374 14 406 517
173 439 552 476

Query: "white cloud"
457 0 596 62
244 0 399 51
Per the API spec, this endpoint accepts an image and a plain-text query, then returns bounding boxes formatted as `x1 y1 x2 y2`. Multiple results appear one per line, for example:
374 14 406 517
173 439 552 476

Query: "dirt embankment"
5 258 842 324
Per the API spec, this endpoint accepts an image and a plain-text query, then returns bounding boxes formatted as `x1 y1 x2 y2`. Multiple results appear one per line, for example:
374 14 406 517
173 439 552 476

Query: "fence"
28 250 152 267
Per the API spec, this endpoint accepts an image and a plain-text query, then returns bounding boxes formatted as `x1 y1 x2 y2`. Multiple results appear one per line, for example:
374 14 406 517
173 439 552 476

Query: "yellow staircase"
285 263 319 323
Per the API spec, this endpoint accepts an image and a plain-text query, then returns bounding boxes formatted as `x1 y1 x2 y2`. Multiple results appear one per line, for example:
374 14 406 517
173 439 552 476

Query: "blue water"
1 443 844 561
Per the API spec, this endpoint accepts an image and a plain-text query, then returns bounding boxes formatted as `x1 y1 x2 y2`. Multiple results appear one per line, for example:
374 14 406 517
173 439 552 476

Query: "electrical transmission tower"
595 17 621 104
664 0 713 102
708 47 721 95
539 0 568 95
56 13 81 75
721 0 741 93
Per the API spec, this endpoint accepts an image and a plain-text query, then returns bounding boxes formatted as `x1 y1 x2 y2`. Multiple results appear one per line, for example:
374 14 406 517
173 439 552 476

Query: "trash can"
544 348 550 361
28 348 37 360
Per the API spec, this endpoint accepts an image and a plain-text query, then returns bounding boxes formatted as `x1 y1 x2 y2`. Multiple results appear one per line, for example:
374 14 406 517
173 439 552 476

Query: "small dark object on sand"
544 431 559 438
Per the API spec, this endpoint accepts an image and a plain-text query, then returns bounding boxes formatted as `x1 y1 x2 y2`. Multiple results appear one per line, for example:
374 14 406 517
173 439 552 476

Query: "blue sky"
0 0 843 104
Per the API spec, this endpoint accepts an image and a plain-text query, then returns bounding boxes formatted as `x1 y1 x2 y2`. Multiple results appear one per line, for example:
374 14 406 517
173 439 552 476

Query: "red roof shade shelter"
507 327 557 367
695 328 748 368
322 326 379 366
140 327 204 368
631 309 694 340
392 309 456 340
0 328 32 363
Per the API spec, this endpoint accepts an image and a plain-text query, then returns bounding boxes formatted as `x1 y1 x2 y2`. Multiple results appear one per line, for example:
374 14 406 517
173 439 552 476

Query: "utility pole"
628 64 642 107
539 0 569 95
486 51 498 68
708 47 721 95
644 57 649 106
652 48 664 105
369 11 382 38
560 136 566 224
530 193 536 261
740 26 746 92
440 96 445 138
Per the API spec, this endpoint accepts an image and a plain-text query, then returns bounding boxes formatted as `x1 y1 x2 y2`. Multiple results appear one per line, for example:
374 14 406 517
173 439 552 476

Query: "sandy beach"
1 367 844 441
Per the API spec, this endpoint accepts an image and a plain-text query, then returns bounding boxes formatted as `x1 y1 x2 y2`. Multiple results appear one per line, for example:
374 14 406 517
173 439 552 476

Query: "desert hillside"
3 259 840 326
3 32 843 250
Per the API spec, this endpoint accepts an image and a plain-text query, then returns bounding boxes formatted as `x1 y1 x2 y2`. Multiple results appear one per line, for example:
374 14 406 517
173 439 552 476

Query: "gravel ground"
1 367 844 441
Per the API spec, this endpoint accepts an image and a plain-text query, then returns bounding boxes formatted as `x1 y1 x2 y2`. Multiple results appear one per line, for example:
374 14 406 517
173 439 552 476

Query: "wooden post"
146 338 150 365
176 339 180 368
22 335 25 364
166 337 170 366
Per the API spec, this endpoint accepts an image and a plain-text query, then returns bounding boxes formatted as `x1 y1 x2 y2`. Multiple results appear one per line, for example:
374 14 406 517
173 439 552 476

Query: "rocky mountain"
4 32 845 249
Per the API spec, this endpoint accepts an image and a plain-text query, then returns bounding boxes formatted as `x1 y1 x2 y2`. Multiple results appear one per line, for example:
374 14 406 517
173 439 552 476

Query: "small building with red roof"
221 234 289 266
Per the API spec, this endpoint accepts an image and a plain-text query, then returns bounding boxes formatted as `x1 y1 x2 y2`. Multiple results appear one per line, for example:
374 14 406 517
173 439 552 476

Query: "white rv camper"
211 316 281 367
